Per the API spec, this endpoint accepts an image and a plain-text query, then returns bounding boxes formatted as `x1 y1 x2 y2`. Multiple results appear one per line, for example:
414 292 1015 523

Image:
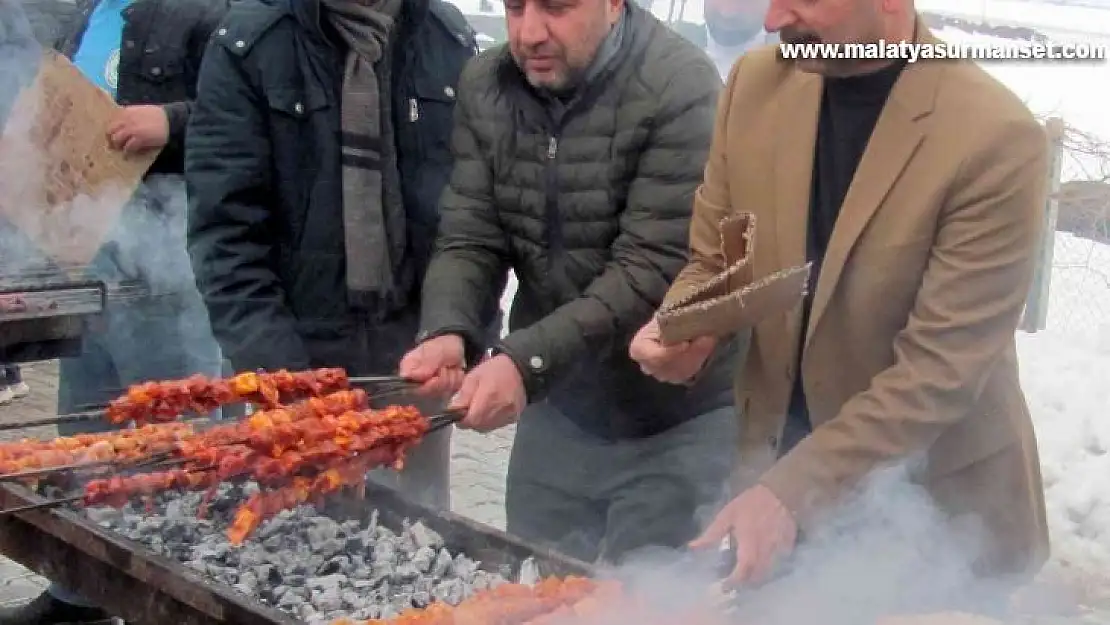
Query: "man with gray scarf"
186 0 498 512
400 0 740 566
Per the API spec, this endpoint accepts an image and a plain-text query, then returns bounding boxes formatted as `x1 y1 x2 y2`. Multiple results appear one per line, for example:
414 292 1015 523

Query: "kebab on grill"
226 443 406 544
0 390 368 480
176 388 371 453
105 367 351 425
81 405 431 542
85 405 428 496
0 422 195 475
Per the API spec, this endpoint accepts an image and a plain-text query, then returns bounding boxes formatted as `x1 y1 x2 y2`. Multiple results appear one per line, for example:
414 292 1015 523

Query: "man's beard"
704 8 763 47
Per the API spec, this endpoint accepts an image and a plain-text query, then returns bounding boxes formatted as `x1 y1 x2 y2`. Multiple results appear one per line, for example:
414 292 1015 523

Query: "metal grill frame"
0 482 594 625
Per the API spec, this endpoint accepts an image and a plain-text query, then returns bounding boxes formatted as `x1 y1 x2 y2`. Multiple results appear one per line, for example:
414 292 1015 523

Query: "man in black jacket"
0 0 228 623
185 0 495 518
399 0 741 565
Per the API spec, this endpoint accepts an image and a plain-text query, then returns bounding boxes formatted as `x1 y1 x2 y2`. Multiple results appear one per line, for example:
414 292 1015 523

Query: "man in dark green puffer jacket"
399 0 745 565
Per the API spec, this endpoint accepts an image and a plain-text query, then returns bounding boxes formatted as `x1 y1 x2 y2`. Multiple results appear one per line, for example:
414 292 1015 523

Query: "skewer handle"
347 375 417 387
426 410 464 433
0 451 176 482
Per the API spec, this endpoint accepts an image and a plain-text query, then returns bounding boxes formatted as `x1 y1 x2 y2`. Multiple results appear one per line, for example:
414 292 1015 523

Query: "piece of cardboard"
657 212 811 344
0 50 156 267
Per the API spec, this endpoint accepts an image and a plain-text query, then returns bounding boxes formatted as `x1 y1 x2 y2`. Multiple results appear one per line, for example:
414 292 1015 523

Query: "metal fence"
1022 117 1110 339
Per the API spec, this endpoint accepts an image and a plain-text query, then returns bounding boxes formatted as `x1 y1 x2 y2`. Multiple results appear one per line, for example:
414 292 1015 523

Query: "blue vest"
72 0 134 98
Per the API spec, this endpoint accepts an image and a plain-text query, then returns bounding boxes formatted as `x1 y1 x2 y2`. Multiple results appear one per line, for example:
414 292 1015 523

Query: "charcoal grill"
0 480 595 625
0 265 146 362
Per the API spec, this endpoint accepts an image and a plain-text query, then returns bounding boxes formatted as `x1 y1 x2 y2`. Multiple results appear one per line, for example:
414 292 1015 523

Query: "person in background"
670 0 774 77
185 0 497 519
0 0 230 623
0 365 29 405
702 0 774 75
399 0 741 566
631 0 1050 601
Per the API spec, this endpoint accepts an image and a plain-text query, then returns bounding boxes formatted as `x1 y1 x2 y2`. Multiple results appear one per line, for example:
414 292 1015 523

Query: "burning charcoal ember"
78 482 511 621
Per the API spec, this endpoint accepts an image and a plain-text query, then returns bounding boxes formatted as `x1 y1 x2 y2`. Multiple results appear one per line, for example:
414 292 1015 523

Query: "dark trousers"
505 400 738 566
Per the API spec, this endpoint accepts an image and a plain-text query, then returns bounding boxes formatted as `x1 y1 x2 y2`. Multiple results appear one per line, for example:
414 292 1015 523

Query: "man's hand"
107 105 170 153
690 484 798 588
398 334 467 397
447 354 526 432
629 316 718 384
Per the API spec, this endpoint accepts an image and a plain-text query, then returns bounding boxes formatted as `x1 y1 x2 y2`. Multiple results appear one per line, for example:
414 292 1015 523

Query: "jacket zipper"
409 98 419 122
544 133 562 284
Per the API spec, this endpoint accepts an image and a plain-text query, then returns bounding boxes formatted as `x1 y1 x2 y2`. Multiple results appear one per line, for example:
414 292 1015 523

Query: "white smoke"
0 0 197 295
530 461 1070 625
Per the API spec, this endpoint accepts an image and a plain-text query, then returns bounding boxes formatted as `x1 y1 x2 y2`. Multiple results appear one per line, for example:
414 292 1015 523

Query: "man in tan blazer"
630 0 1050 590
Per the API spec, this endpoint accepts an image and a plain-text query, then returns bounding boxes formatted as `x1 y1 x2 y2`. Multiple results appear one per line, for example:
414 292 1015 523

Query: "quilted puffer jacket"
418 2 744 440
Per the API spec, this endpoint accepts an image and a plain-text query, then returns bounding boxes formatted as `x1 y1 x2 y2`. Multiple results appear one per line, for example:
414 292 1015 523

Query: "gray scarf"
320 0 406 312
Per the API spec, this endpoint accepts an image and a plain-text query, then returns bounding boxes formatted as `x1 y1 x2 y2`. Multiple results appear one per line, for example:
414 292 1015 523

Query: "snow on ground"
1018 232 1110 582
1018 328 1110 582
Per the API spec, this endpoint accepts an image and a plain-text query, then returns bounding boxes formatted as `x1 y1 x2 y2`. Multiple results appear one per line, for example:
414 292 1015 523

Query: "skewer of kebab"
0 422 194 462
15 407 457 534
176 388 372 452
0 369 416 434
226 441 408 543
106 367 352 425
0 389 369 481
94 409 441 541
0 422 195 480
210 404 462 533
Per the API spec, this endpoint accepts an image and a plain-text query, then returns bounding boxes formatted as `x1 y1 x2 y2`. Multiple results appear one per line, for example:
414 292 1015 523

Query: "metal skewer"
0 376 421 434
0 450 176 482
0 494 85 515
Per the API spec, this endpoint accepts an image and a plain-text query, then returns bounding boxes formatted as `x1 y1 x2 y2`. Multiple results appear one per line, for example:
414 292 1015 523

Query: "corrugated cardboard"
657 212 811 344
0 50 156 267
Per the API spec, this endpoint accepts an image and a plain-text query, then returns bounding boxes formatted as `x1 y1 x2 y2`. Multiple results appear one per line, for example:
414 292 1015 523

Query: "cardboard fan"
656 212 811 344
0 51 157 268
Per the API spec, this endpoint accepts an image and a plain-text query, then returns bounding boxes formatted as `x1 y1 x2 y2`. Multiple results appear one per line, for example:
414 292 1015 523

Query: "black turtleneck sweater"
780 59 907 455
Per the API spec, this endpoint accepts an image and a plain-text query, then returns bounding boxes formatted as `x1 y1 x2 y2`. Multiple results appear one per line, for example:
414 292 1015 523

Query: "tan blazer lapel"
804 37 945 349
